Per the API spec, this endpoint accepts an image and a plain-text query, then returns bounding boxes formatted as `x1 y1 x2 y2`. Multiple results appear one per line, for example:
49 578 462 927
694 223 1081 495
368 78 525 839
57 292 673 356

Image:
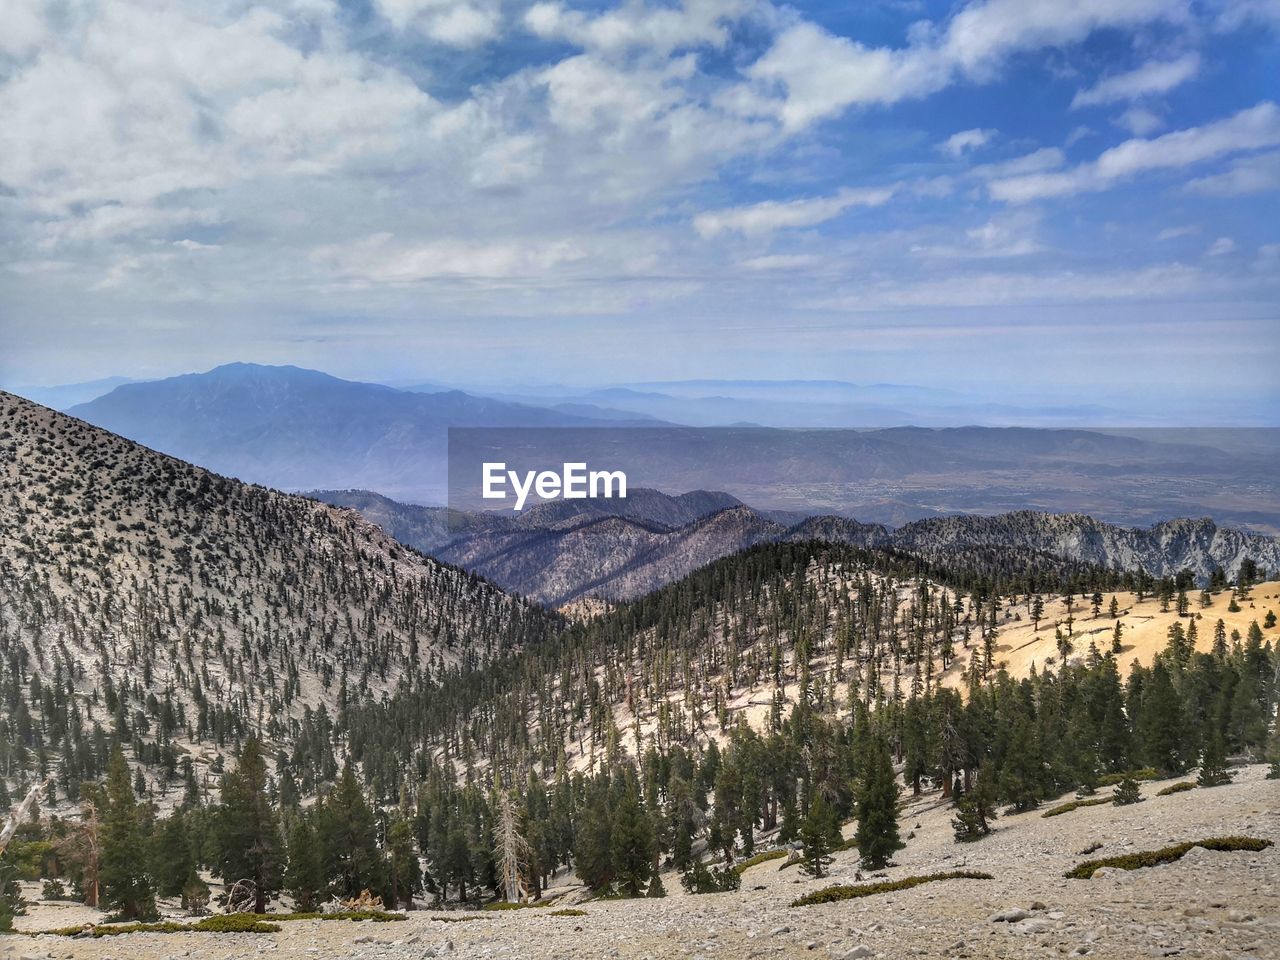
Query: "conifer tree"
799 793 838 877
1196 732 1232 787
321 764 386 901
98 746 157 921
213 738 283 914
284 814 325 911
1112 775 1142 806
854 733 901 870
610 783 653 897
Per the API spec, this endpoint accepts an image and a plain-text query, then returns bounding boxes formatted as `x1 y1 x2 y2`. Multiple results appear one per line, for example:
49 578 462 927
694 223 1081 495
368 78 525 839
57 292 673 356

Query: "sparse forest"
1 393 1277 925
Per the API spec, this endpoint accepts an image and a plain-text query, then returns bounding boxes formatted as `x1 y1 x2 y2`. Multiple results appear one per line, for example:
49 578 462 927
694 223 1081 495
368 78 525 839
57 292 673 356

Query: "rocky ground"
5 766 1277 960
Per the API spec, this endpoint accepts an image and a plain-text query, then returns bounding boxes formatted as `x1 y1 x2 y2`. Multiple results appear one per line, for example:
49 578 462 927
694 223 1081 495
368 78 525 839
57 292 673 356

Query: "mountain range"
312 487 1280 606
57 363 1280 532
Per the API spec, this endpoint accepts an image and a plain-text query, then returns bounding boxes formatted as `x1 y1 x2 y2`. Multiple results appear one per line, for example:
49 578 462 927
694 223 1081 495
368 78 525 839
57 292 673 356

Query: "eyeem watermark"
482 462 627 510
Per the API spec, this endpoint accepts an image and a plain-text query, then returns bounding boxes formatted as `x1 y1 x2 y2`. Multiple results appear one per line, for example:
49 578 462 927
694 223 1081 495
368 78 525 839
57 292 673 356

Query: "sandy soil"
7 766 1277 960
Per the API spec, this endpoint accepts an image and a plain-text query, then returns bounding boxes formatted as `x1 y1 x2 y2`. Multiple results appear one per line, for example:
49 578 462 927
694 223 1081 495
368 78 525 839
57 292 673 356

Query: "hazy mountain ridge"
315 488 1280 606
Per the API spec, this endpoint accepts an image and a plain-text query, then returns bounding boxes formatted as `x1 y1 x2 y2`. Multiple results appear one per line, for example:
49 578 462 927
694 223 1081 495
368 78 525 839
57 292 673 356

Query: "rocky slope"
0 392 550 786
13 766 1278 958
890 510 1280 582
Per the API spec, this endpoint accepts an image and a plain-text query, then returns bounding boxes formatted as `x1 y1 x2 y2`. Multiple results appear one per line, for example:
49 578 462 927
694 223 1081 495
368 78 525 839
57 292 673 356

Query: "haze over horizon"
2 0 1278 410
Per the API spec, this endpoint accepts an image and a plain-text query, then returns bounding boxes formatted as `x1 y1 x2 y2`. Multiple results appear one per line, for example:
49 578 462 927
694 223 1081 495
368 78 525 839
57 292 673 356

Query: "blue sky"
1 0 1278 418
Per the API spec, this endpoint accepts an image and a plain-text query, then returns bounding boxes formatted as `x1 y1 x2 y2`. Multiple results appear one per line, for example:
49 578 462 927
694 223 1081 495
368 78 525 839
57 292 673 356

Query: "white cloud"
312 233 586 283
807 263 1227 311
969 147 1065 180
729 0 1186 131
941 128 996 156
524 0 748 55
373 0 502 47
1205 236 1236 256
693 186 897 238
1071 53 1200 108
1185 150 1280 195
1116 106 1165 136
1155 225 1200 240
990 101 1280 201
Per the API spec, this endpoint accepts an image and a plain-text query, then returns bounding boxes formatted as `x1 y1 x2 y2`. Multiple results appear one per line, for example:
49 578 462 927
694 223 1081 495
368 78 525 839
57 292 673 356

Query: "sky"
1 0 1279 414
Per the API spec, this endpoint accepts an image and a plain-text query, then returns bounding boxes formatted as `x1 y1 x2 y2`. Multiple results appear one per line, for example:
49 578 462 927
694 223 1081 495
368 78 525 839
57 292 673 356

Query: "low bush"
35 910 405 937
733 850 787 875
1065 836 1273 879
1042 796 1110 818
481 901 555 911
681 861 742 894
1096 768 1158 787
791 871 993 907
1156 781 1196 797
549 909 587 917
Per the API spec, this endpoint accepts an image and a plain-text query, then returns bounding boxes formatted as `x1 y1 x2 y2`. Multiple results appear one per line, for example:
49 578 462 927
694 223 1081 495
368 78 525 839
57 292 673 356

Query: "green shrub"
791 871 993 907
1065 836 1272 879
733 850 787 875
1096 768 1158 787
1156 781 1196 796
34 910 404 937
481 901 555 911
680 861 741 894
1042 796 1110 818
549 909 587 917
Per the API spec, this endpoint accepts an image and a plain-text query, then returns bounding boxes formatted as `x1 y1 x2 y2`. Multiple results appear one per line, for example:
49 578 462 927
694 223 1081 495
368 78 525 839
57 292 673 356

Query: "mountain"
66 363 608 502
0 391 551 782
314 487 1280 605
13 375 141 410
890 511 1280 582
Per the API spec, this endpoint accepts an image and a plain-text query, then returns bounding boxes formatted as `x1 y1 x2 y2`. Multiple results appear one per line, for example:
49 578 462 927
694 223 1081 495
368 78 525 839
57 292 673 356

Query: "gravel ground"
5 766 1277 960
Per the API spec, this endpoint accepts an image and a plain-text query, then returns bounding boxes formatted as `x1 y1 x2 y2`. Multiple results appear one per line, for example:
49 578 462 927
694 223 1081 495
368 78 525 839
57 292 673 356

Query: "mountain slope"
891 511 1280 581
0 391 550 790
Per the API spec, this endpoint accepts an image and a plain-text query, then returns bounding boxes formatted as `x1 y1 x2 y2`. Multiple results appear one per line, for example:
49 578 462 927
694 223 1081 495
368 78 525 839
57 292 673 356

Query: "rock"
354 935 375 944
1030 901 1048 911
843 947 874 959
1089 867 1133 883
769 926 791 936
990 908 1030 923
1014 918 1053 934
1226 908 1255 922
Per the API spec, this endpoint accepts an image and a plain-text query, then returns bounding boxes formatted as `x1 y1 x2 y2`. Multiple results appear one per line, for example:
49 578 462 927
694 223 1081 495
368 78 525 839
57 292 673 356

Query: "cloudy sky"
2 0 1278 413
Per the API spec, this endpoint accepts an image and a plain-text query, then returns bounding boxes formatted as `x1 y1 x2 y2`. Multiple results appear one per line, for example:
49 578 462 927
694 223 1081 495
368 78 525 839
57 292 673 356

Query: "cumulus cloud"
990 101 1280 201
693 186 898 238
524 0 749 55
373 0 502 47
1071 53 1201 108
727 0 1186 130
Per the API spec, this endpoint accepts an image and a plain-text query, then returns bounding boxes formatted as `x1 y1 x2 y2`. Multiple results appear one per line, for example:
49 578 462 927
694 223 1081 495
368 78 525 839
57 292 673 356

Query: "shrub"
549 909 587 917
1042 796 1110 818
1112 776 1143 806
1156 781 1196 796
732 850 787 875
680 861 741 894
1065 836 1272 879
1096 768 1158 787
791 871 993 907
41 879 68 900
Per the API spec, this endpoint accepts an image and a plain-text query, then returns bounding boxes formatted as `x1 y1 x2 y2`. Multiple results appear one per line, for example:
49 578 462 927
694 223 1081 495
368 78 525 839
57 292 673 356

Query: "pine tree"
98 745 157 920
573 790 614 893
610 783 653 897
1141 661 1185 775
952 767 997 842
213 738 283 914
150 812 195 899
1196 732 1232 787
320 764 386 901
799 793 838 877
284 815 325 911
855 733 902 870
1112 776 1142 806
